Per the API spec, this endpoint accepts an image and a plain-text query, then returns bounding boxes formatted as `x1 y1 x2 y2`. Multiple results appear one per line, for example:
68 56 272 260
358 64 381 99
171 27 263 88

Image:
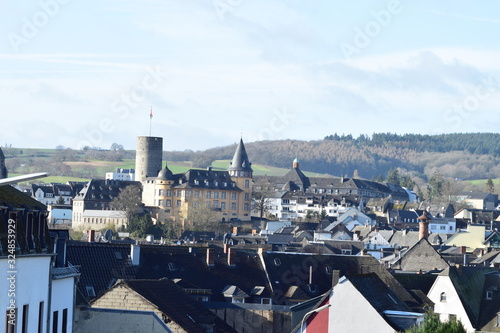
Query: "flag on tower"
150 107 153 118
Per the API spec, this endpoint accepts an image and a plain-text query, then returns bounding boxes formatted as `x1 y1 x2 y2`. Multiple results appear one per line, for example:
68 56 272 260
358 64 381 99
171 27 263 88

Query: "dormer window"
274 258 281 266
194 179 199 185
486 290 493 300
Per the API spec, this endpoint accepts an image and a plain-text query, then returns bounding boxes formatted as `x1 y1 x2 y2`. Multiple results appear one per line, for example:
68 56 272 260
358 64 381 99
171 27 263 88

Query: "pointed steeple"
228 138 252 174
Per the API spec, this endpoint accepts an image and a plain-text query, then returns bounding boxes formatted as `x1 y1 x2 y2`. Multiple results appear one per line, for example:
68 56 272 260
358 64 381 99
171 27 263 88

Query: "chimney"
227 247 236 267
251 229 257 236
232 227 238 235
332 270 340 287
206 248 215 267
459 246 467 254
131 244 140 266
88 230 95 243
417 211 430 240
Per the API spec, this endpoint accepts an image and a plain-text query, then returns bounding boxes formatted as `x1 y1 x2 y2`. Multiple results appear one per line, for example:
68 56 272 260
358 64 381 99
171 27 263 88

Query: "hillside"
3 133 500 187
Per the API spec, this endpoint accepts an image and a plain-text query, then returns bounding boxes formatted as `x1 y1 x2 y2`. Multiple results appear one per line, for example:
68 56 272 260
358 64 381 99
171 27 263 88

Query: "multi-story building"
72 179 140 230
142 138 253 223
105 168 136 181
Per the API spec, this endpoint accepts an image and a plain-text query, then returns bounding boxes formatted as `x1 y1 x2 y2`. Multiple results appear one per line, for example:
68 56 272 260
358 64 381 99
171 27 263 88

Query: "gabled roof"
441 266 500 329
260 252 419 308
110 279 236 333
391 238 449 272
227 138 252 172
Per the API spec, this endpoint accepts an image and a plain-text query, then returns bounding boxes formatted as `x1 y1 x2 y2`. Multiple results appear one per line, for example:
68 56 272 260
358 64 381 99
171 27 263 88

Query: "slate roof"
442 266 500 330
172 169 242 191
389 230 421 248
0 184 47 210
391 238 449 272
112 279 236 333
157 163 174 180
135 245 272 303
75 179 141 208
66 241 137 300
0 185 51 255
228 138 252 172
260 252 419 309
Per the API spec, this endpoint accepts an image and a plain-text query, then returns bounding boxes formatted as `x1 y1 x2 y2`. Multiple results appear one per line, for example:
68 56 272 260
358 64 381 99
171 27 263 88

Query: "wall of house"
91 284 186 333
211 307 291 333
52 277 76 333
444 225 486 250
427 275 475 333
328 279 396 333
74 308 172 333
0 255 52 333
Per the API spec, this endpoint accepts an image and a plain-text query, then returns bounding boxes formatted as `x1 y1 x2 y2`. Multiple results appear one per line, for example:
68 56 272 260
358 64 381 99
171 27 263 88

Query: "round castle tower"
135 136 163 181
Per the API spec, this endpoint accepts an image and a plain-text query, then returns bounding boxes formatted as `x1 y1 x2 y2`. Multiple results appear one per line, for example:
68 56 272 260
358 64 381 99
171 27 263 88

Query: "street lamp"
300 303 331 333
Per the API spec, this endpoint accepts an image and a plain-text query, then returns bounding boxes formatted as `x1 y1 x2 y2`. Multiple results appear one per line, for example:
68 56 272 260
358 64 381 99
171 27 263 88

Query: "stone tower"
135 136 163 181
0 148 7 179
228 139 253 219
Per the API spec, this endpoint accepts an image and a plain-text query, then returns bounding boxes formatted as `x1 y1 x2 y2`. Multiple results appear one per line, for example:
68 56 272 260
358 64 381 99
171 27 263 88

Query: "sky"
1 0 500 151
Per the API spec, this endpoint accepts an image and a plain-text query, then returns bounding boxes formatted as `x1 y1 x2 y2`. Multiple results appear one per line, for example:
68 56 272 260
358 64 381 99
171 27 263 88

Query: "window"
244 193 249 200
274 258 281 266
168 263 176 271
166 189 171 196
440 226 446 230
440 292 447 302
206 191 212 199
244 180 250 188
6 309 16 333
176 200 181 208
194 191 200 198
214 201 219 209
166 200 171 207
261 298 272 305
62 309 68 333
221 202 226 210
159 189 164 196
214 192 219 199
221 192 227 199
244 203 249 211
22 304 29 333
486 290 493 300
325 266 333 274
52 311 58 333
38 302 44 333
231 193 237 200
231 202 237 210
86 286 96 297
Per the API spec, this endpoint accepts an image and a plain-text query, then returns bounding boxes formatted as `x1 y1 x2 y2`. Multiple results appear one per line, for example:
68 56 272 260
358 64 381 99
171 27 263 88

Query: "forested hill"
167 133 500 181
324 132 500 155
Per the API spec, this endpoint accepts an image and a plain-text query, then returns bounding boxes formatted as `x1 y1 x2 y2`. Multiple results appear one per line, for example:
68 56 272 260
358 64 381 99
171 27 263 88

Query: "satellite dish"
102 229 113 242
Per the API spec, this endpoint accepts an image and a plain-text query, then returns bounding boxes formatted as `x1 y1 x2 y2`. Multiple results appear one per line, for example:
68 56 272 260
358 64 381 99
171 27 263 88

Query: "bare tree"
111 185 143 226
